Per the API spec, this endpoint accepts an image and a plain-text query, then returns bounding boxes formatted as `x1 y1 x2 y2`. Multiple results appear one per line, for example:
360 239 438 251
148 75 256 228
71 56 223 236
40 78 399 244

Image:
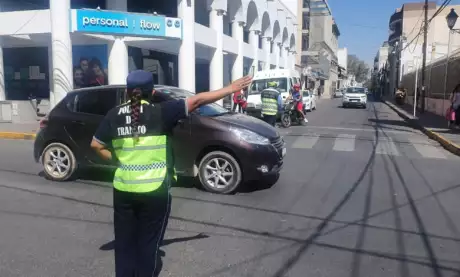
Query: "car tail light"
39 117 48 129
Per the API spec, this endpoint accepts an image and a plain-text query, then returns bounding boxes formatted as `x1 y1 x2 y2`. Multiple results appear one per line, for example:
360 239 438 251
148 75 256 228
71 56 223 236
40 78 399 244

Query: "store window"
72 45 109 89
128 0 177 17
4 47 49 100
71 0 105 9
1 0 48 11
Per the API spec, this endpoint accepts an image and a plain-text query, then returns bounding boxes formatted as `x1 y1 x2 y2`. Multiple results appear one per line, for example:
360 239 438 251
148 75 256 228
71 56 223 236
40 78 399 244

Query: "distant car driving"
333 89 343 98
342 87 367 108
302 90 317 112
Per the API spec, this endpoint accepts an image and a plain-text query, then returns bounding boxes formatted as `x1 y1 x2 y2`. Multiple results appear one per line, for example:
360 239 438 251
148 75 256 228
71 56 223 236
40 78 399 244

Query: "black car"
34 85 285 194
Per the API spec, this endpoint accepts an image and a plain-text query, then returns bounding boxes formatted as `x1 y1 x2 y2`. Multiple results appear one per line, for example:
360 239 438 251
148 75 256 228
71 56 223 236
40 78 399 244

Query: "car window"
198 103 230 116
346 87 365 94
72 88 118 116
302 91 310 97
249 78 288 94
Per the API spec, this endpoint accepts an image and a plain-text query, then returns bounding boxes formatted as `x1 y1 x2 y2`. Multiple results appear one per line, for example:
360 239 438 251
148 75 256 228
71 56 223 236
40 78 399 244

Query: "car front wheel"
41 142 77 181
198 151 242 194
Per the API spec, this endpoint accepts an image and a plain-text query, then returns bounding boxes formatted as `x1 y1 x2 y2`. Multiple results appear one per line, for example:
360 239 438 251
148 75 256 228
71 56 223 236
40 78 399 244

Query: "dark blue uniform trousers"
113 183 171 277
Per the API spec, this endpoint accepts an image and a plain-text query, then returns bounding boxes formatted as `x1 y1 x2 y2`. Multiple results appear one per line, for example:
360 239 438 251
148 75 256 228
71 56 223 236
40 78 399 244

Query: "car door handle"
72 120 85 125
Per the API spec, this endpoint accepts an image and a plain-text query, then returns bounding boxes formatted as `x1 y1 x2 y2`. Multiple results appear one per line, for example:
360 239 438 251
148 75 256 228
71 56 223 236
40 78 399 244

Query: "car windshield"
249 78 288 95
302 91 310 97
346 87 365 94
198 103 230 116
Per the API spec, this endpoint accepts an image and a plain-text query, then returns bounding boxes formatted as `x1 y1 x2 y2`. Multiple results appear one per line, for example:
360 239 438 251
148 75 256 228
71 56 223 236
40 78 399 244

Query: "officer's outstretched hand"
228 76 253 93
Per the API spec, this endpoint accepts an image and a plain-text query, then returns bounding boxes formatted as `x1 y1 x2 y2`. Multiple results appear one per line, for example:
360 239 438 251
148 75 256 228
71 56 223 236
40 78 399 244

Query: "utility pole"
420 0 429 113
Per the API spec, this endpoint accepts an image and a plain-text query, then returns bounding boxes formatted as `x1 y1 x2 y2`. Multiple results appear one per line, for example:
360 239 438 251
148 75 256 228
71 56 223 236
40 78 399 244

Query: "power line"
401 0 452 52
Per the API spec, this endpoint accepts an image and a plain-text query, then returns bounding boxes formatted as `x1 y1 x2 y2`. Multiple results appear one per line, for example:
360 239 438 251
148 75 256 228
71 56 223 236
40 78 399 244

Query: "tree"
347 55 369 83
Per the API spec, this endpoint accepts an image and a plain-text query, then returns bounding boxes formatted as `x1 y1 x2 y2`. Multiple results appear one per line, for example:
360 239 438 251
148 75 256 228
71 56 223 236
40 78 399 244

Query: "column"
275 43 281 68
231 21 245 80
249 30 260 72
50 0 73 108
48 46 54 106
106 0 127 11
0 39 4 101
209 9 224 105
263 37 272 70
290 51 296 70
178 0 196 92
284 48 289 69
108 37 129 85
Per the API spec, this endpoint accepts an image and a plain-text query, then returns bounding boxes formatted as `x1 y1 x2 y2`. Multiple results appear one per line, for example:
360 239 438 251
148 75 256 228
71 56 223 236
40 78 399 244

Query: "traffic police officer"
90 70 252 277
261 81 283 126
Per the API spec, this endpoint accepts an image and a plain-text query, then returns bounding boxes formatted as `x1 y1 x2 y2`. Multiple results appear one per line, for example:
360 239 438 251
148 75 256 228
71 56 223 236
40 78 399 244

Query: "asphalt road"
1 97 460 277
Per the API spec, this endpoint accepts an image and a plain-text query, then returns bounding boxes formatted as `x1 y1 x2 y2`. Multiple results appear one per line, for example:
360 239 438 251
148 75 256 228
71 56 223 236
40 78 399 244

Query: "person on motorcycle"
261 81 283 126
286 83 308 123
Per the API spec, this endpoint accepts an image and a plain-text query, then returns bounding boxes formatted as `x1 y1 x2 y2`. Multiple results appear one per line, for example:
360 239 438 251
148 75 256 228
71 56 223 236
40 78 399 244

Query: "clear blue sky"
327 0 460 66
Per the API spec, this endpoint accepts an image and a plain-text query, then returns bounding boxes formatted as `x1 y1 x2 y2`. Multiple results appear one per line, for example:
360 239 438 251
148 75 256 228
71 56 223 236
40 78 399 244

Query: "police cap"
126 70 154 91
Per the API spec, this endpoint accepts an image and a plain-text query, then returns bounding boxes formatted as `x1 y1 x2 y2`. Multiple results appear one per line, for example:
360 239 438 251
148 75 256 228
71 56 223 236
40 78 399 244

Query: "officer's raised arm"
186 76 252 113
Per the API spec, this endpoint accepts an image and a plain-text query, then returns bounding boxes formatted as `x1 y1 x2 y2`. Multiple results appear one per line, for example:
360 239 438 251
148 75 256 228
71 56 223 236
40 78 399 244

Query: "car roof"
67 85 195 97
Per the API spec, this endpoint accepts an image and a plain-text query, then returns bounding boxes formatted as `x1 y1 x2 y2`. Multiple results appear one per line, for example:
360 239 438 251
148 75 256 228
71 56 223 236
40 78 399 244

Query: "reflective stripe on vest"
261 89 279 116
112 135 167 193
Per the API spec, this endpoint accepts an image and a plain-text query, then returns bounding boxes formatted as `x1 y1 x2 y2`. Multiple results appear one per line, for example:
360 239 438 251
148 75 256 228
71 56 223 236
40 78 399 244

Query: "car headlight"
229 127 270 145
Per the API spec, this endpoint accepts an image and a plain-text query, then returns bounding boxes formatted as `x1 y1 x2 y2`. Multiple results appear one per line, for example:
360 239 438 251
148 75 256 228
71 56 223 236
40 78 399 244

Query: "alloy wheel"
43 146 71 179
204 158 234 189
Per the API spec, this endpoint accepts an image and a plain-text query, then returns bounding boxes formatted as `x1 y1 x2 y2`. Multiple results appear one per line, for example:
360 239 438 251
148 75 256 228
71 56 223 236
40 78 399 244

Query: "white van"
245 69 301 117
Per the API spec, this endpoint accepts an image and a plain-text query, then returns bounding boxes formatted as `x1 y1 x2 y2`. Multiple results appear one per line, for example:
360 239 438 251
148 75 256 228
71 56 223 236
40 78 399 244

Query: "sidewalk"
383 98 460 155
0 121 39 140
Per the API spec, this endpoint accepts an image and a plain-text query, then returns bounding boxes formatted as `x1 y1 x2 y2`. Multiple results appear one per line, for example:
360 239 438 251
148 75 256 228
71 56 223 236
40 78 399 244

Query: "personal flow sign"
70 9 182 39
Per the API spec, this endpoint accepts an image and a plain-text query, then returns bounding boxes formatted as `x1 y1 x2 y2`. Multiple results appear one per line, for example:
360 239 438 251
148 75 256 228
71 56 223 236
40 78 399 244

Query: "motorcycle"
280 100 304 128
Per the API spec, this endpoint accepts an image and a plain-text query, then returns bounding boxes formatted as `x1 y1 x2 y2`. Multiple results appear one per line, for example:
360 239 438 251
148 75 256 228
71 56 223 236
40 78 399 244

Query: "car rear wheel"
198 151 242 194
41 143 77 181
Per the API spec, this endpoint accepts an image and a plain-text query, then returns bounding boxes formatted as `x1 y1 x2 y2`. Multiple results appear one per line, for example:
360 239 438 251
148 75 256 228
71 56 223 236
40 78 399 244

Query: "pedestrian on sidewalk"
90 70 252 277
232 89 244 113
450 84 460 126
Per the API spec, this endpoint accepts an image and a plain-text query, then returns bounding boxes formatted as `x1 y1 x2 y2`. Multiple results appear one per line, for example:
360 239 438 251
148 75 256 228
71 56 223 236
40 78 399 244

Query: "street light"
443 9 460 115
446 8 458 30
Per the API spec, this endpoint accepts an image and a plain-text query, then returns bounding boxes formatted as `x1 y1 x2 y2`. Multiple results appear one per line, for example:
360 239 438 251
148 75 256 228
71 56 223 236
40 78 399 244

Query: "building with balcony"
0 0 298 122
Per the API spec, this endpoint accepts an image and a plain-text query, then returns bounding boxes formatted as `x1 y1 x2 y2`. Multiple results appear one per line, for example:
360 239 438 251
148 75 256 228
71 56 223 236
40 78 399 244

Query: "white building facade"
0 0 298 110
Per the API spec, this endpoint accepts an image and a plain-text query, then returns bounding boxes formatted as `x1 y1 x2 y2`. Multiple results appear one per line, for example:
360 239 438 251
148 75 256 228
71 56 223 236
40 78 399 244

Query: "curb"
383 99 460 156
0 132 36 140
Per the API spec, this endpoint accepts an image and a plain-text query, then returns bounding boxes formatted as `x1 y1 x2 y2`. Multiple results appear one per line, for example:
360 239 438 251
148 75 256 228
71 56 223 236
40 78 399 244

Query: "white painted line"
333 134 356 152
291 135 320 149
375 137 400 156
408 137 447 159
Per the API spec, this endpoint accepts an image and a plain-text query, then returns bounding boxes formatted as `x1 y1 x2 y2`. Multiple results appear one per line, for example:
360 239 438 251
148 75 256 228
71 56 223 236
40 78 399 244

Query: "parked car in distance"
342 87 367 108
34 85 286 194
333 89 343 98
302 90 317 112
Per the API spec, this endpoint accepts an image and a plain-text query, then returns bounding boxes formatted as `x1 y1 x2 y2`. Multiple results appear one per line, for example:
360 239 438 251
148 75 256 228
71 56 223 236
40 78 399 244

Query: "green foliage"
347 54 370 83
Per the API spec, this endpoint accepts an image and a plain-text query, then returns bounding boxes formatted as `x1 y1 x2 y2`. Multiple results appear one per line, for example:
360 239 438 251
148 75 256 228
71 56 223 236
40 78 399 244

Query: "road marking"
375 137 400 156
291 135 320 149
333 134 356 152
303 125 418 134
408 137 447 159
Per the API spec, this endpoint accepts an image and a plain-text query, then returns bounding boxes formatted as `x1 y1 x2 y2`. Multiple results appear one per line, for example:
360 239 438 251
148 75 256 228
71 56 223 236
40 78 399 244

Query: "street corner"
0 132 36 140
424 129 460 156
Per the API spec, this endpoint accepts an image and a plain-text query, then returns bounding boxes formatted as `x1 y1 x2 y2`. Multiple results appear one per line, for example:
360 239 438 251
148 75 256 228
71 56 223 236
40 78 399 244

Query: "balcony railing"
389 11 402 27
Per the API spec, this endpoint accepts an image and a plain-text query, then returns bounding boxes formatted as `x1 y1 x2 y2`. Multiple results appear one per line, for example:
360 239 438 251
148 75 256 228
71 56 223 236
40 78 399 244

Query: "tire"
281 113 291 128
41 142 77 181
342 103 347 108
198 151 242 194
363 104 367 109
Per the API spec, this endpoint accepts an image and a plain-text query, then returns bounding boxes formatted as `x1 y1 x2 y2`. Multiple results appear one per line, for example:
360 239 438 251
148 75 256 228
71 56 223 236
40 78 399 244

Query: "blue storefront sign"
70 9 182 39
